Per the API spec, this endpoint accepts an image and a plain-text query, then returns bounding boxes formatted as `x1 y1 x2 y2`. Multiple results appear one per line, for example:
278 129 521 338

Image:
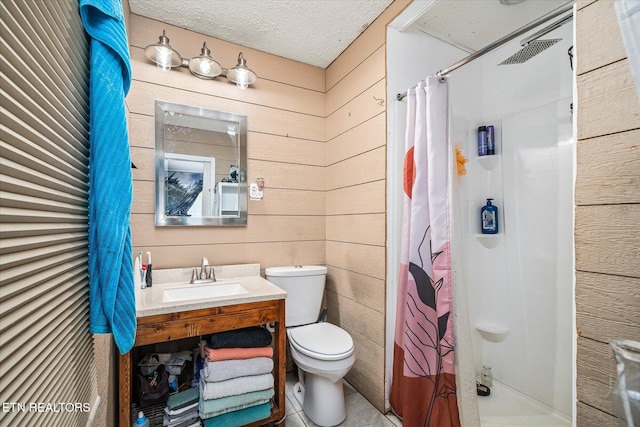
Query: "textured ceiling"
129 0 572 68
412 0 570 52
128 0 393 68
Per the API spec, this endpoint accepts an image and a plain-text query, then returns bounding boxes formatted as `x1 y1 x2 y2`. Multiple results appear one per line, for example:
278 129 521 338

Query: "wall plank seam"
326 178 386 192
576 57 629 77
326 78 386 119
326 145 387 167
326 43 386 92
325 111 386 145
577 128 640 142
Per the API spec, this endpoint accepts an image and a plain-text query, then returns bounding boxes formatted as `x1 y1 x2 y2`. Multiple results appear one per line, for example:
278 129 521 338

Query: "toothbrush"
138 251 144 282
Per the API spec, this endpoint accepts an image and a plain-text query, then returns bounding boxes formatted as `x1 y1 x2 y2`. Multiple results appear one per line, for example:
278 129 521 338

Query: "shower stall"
386 1 575 425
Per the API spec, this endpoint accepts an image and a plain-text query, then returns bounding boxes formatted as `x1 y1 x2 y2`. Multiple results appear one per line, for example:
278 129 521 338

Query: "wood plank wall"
126 15 327 270
125 1 410 415
325 1 409 411
575 1 640 425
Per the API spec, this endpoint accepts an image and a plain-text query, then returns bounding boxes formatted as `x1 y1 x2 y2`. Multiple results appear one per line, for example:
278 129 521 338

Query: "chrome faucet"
200 257 209 279
190 257 216 284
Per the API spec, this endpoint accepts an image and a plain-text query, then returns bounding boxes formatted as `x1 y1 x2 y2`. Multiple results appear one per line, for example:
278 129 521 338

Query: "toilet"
265 266 355 427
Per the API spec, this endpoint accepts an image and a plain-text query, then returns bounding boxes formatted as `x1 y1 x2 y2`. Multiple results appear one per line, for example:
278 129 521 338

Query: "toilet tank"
265 265 327 327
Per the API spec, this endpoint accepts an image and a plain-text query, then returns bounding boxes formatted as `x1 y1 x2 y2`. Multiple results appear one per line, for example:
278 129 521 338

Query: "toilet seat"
288 322 354 361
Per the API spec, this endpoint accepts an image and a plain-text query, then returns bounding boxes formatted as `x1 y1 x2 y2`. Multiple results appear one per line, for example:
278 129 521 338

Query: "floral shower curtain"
389 77 460 427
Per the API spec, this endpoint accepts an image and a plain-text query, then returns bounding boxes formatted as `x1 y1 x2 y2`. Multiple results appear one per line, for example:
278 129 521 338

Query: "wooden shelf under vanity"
118 298 286 427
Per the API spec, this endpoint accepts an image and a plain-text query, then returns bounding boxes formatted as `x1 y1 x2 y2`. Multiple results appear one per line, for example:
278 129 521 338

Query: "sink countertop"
135 263 286 317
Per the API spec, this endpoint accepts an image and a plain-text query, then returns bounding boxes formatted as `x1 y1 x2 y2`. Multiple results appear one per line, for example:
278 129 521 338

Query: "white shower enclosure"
386 2 575 424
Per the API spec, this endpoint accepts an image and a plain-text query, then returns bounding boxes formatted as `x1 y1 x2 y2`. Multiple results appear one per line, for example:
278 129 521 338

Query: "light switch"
250 183 263 200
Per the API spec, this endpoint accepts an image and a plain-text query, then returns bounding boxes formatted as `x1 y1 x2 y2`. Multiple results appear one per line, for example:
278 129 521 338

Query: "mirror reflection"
155 101 247 226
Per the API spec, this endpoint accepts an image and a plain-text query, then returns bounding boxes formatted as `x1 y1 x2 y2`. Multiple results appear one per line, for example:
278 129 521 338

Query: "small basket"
138 353 186 376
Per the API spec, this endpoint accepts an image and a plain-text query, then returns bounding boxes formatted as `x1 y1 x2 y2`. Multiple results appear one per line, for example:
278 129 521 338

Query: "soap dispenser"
481 199 498 234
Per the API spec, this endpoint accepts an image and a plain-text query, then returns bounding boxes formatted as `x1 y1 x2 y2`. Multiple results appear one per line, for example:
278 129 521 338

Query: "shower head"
498 12 572 65
498 39 561 65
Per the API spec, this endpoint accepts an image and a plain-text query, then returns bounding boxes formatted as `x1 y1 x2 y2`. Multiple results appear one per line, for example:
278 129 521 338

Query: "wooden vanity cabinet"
119 298 286 427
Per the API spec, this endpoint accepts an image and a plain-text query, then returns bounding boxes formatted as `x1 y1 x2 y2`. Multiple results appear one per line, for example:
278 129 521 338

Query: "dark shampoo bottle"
481 199 498 234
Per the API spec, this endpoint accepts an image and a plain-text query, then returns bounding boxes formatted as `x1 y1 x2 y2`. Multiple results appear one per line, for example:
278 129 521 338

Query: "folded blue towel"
80 0 136 354
202 402 272 427
200 397 271 420
199 388 274 419
166 387 199 411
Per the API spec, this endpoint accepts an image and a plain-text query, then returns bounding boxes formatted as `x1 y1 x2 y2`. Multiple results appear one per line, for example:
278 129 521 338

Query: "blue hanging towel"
80 0 136 354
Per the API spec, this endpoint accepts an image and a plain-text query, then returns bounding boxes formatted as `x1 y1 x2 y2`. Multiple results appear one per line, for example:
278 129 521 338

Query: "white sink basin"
162 282 249 303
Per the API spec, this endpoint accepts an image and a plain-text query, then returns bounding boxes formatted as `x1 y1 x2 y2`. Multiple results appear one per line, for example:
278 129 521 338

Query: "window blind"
0 1 99 426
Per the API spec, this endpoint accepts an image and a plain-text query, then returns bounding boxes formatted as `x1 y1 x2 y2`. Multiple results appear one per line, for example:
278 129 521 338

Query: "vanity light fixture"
188 42 222 79
144 30 182 71
226 53 257 89
144 30 257 89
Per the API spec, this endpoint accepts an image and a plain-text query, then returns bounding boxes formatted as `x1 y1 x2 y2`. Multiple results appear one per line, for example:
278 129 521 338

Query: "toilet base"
294 372 346 427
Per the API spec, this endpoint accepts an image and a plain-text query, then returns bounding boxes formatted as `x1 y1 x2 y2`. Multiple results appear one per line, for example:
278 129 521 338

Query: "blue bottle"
136 411 149 427
487 125 495 155
481 199 498 234
478 126 488 156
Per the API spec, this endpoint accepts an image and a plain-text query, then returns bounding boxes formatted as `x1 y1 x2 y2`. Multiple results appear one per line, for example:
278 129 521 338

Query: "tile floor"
284 373 402 427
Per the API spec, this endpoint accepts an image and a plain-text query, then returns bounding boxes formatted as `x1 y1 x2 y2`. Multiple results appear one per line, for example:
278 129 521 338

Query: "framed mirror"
155 101 247 226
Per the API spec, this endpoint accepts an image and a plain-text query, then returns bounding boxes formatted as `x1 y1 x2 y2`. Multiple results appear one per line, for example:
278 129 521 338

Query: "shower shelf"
475 322 509 343
476 154 499 171
475 233 502 249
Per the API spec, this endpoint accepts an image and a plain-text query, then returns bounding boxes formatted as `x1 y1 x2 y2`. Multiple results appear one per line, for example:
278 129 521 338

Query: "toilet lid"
289 323 354 361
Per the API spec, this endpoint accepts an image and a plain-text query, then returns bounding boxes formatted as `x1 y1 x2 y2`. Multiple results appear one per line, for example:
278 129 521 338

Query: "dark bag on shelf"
137 364 170 408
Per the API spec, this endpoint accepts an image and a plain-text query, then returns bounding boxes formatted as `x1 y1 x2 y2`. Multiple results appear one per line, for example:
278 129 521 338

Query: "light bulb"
199 60 211 74
156 46 172 71
235 69 249 90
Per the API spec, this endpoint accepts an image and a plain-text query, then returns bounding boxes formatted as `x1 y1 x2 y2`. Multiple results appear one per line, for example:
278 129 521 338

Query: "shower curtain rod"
396 0 574 101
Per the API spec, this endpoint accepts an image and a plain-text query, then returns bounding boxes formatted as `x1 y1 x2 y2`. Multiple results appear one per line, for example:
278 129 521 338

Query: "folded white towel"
200 371 274 400
203 357 273 382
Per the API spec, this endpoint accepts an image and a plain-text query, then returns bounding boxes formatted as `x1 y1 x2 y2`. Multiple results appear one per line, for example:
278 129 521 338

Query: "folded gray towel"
203 357 273 383
200 372 274 400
